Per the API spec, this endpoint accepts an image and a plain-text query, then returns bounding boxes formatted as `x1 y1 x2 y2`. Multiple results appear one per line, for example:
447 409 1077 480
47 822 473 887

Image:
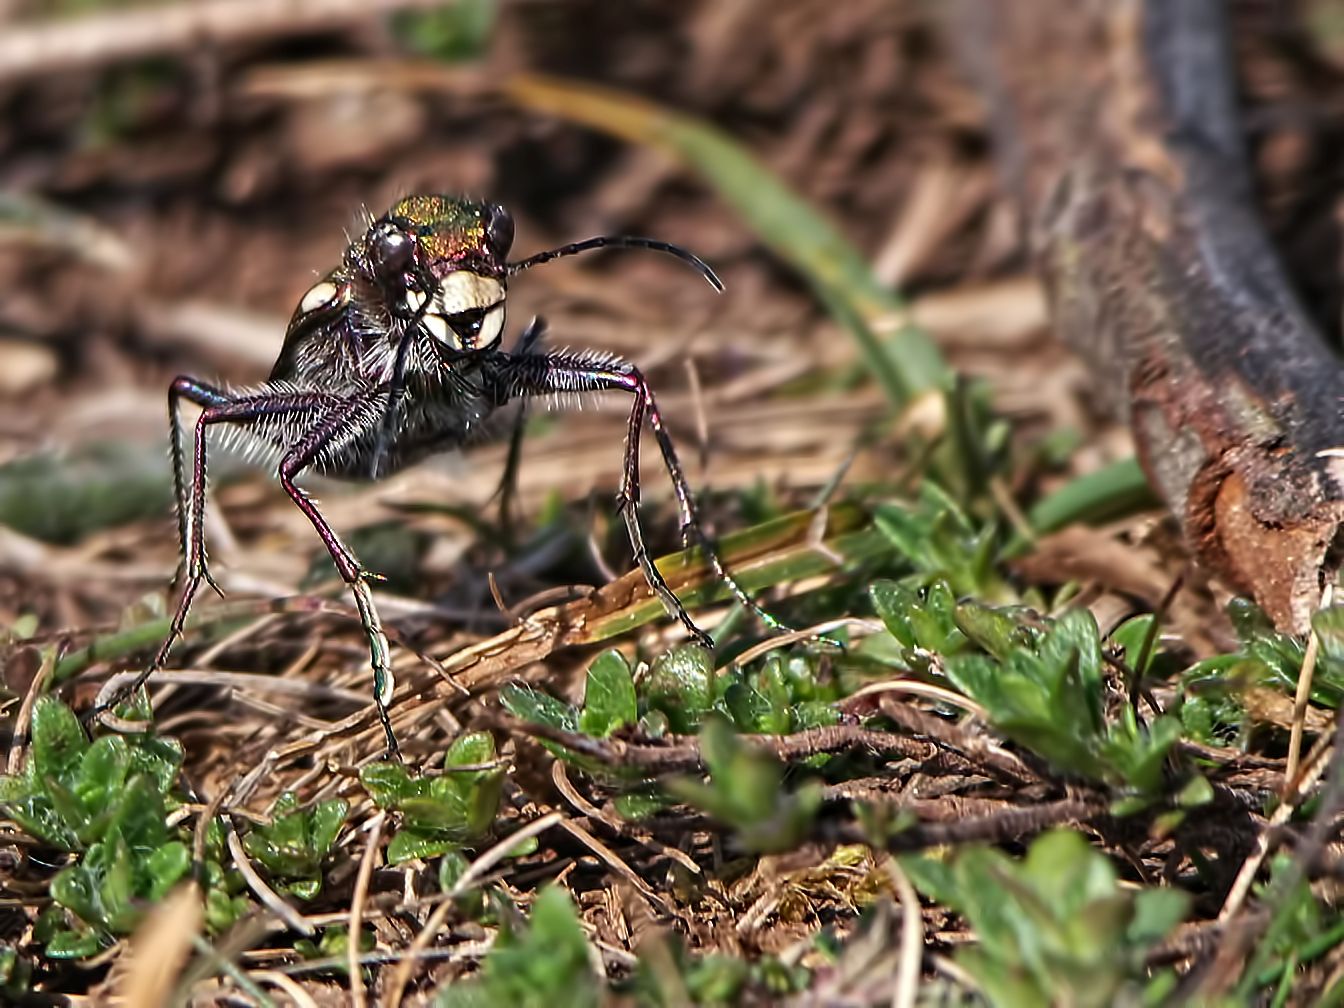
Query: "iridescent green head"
351 193 720 355
378 194 515 279
358 195 514 352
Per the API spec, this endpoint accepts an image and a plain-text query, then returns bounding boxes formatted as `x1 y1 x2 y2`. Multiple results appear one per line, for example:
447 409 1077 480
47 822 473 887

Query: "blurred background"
0 0 1049 639
0 0 1340 639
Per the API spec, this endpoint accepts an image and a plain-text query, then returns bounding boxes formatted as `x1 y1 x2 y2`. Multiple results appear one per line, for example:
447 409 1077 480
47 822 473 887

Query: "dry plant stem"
729 616 882 667
556 816 672 917
383 812 565 1008
348 812 385 1008
1202 709 1344 995
190 932 279 1008
884 859 922 1008
953 0 1344 633
224 823 315 937
506 719 933 773
250 971 319 1008
873 696 1036 787
551 761 701 874
94 668 368 709
1287 583 1334 785
1217 728 1335 925
117 883 203 1008
855 796 1105 853
5 648 52 775
847 677 989 721
0 0 452 82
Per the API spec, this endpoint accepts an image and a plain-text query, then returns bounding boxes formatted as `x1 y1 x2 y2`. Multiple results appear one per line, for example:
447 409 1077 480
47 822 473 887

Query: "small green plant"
200 819 250 933
505 644 842 748
242 791 348 899
0 696 190 957
871 584 1189 801
626 933 810 1006
873 482 1011 600
0 695 182 850
0 943 32 1000
294 924 377 976
360 731 504 863
664 718 822 854
1183 601 1344 745
434 886 598 1008
903 830 1188 1008
392 0 495 62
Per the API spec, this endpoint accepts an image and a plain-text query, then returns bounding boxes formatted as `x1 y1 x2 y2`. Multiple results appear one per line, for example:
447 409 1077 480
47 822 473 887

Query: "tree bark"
952 0 1344 632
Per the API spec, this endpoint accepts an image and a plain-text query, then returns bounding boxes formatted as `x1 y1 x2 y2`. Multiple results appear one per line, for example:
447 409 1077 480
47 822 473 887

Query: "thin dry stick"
349 811 386 1008
194 612 281 668
1287 583 1334 785
5 648 52 775
885 859 923 1008
95 668 368 708
225 824 316 937
730 617 882 667
0 0 452 81
847 677 989 720
1217 728 1335 924
556 816 672 918
551 761 701 874
684 356 711 473
384 812 564 1008
250 970 320 1008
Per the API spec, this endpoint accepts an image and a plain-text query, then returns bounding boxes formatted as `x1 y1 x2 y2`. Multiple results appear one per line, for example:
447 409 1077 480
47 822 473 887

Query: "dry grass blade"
349 812 386 1008
0 0 455 81
884 860 922 1008
113 882 202 1008
384 812 565 1008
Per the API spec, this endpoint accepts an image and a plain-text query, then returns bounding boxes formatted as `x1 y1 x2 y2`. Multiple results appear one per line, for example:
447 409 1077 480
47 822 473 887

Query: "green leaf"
871 579 919 647
903 830 1188 1008
144 842 190 901
578 650 637 737
310 799 349 857
388 828 457 865
359 762 417 808
499 683 579 732
665 719 820 853
446 731 496 769
30 696 88 785
644 645 714 734
241 790 351 884
42 929 103 960
1128 889 1191 946
1021 456 1159 542
452 885 598 1008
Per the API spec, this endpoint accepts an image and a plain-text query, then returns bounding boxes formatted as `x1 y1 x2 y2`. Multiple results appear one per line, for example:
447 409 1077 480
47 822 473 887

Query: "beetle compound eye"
369 224 413 282
485 203 514 258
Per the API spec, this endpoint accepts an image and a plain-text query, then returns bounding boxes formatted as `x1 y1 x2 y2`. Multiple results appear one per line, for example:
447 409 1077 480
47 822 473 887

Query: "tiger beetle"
97 195 780 757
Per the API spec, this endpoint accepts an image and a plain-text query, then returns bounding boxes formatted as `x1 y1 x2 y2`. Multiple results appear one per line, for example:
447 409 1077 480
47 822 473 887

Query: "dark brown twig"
0 0 453 83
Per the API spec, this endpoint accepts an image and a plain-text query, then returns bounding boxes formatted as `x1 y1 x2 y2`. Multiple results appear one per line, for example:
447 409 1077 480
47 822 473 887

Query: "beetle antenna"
507 236 723 292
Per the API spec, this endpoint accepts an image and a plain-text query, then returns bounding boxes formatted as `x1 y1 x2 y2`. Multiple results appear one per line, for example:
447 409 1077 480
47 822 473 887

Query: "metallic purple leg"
94 386 341 721
495 350 785 647
274 394 403 756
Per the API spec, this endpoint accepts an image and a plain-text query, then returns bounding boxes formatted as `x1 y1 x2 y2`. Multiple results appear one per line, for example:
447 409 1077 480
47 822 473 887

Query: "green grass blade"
1020 456 1158 544
505 73 949 407
576 505 889 642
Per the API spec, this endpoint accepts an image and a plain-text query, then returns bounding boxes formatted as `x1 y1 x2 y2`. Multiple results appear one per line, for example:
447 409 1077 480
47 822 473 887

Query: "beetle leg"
95 387 341 725
274 393 403 757
492 349 787 647
491 317 548 541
